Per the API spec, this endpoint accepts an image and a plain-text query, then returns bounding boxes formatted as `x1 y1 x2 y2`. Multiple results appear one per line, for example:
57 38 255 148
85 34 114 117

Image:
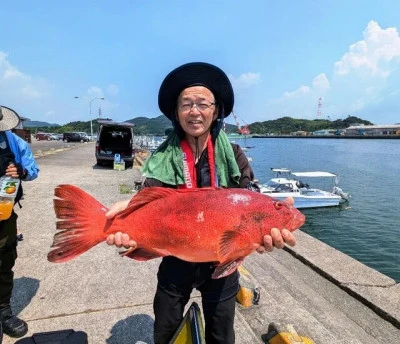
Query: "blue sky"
1 1 400 126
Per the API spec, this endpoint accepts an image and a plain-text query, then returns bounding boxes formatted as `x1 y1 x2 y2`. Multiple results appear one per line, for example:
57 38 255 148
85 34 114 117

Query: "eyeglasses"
178 101 215 112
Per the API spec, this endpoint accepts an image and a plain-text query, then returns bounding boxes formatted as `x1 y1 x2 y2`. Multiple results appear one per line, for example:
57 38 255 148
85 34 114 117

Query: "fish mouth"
285 210 306 230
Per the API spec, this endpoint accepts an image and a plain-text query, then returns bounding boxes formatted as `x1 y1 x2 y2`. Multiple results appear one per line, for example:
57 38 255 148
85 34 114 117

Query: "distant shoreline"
251 135 400 139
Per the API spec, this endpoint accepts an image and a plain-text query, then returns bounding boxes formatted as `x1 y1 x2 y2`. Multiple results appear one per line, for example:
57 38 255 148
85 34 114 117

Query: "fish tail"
48 184 110 263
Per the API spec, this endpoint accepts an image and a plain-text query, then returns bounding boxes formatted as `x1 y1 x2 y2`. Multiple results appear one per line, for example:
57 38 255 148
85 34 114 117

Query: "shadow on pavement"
92 163 133 170
107 314 154 344
11 277 40 315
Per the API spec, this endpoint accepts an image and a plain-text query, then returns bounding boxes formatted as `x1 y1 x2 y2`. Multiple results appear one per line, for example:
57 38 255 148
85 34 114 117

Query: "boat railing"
333 186 351 200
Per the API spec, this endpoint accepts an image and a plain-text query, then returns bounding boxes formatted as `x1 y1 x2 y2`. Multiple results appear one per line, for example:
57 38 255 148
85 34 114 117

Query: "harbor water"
240 137 400 282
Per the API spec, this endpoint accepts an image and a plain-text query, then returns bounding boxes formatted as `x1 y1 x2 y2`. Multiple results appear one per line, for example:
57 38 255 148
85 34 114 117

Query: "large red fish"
48 185 305 278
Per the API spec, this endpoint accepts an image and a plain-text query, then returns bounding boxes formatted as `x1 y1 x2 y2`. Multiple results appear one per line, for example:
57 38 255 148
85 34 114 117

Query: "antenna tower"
317 97 322 117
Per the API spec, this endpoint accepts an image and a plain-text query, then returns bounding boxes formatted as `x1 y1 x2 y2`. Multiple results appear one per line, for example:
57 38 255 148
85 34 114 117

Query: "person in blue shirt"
0 106 39 339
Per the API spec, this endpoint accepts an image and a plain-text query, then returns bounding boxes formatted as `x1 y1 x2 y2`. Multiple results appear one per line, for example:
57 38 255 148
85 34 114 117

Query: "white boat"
258 168 350 209
135 136 164 152
147 137 163 152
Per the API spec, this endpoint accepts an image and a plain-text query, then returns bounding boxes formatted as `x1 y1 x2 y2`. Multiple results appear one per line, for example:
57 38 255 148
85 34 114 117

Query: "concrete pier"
3 142 399 343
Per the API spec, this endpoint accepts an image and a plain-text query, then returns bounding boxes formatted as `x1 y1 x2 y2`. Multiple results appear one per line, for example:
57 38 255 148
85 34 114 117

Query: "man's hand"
105 199 131 219
256 228 297 253
106 232 137 249
257 196 297 253
105 200 137 248
6 163 25 179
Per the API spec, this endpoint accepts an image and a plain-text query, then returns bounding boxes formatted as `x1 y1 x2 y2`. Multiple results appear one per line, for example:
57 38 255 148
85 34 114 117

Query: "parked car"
76 132 90 141
63 132 90 143
35 132 51 141
47 133 59 140
95 120 135 166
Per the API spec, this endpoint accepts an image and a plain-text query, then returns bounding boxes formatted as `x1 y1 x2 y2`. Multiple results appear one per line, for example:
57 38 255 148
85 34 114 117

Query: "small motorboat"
258 168 350 209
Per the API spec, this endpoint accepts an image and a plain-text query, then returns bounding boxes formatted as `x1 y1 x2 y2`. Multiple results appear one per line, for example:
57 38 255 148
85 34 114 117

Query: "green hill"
23 120 60 128
125 115 172 135
249 116 373 135
23 115 374 136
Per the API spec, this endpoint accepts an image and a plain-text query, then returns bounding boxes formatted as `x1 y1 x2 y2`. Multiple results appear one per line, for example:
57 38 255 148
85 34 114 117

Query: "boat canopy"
292 171 337 178
270 168 291 173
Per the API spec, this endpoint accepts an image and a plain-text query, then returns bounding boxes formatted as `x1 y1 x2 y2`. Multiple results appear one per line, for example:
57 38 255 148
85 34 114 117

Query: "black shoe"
0 305 28 338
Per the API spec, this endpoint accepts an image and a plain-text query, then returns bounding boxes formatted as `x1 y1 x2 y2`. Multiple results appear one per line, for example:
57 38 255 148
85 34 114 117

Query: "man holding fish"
105 62 298 344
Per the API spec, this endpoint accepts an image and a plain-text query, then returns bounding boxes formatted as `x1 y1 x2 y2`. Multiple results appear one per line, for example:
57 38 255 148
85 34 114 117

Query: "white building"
346 124 400 136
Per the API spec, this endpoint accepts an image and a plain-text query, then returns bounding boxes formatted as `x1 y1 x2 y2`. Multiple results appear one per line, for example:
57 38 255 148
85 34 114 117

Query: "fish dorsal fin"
116 187 219 218
117 187 179 218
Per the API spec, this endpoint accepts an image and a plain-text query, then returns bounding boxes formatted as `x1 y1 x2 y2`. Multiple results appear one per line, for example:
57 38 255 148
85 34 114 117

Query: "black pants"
153 257 238 344
0 211 18 307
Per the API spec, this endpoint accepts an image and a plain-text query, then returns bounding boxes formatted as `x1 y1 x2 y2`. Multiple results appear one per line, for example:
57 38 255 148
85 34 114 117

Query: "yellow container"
0 197 14 220
113 161 126 171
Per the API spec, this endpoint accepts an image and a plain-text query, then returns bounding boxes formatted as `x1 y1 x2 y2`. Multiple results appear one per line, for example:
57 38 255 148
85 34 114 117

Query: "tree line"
26 115 373 136
248 116 373 135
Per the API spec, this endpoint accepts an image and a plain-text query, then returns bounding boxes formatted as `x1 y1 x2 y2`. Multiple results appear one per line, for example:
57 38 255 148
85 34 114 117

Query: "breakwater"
252 134 400 139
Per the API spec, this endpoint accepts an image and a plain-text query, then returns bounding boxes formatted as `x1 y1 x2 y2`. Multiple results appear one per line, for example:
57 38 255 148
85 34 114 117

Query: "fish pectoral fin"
218 230 252 262
120 247 164 261
212 257 245 279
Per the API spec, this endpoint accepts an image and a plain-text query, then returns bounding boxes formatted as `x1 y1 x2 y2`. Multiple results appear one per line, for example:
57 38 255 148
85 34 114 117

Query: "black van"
95 120 135 166
63 132 89 143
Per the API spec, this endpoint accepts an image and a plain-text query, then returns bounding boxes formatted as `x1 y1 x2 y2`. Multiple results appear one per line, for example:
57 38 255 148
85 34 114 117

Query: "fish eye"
274 201 284 210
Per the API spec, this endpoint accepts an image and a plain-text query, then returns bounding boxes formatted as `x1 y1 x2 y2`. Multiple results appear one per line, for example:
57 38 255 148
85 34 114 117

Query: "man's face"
176 86 218 138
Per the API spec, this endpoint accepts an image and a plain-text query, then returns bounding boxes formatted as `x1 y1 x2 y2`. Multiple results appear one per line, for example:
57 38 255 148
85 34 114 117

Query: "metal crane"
232 111 250 135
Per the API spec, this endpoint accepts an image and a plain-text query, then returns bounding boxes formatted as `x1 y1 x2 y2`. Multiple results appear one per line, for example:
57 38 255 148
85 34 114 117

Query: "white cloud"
329 21 400 119
107 84 119 95
3 68 24 80
21 84 43 99
278 74 328 103
229 72 260 91
283 85 310 98
0 51 48 100
0 52 22 80
87 86 104 98
334 21 400 78
350 98 366 112
282 73 330 100
263 75 328 119
312 73 330 92
75 86 118 119
262 21 400 123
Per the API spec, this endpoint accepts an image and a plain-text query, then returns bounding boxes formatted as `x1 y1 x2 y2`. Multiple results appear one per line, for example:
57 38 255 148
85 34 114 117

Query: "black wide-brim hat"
0 106 21 131
158 62 234 119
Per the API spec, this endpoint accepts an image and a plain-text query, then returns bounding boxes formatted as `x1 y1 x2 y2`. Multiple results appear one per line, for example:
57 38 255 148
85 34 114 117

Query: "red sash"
179 137 216 189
